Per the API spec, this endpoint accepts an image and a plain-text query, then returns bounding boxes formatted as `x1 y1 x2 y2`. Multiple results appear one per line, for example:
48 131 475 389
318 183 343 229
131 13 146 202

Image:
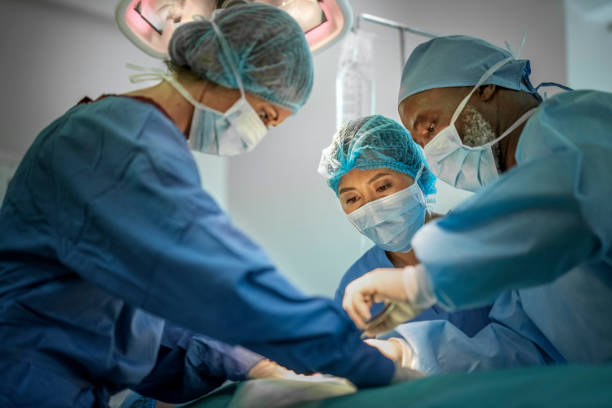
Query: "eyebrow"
338 186 356 195
367 172 391 184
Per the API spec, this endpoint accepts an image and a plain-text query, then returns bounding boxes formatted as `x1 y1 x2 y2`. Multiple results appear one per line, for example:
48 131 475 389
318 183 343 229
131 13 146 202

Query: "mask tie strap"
484 107 538 148
201 16 247 99
413 164 424 183
126 63 226 115
450 56 513 125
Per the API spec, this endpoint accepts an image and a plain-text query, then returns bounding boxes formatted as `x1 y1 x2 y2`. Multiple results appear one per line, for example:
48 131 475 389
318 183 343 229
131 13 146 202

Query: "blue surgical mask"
347 167 427 253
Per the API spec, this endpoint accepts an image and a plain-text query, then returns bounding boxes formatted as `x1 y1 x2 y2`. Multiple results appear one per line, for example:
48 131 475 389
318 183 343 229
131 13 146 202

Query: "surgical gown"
334 245 492 337
335 245 552 374
412 90 612 367
0 96 393 408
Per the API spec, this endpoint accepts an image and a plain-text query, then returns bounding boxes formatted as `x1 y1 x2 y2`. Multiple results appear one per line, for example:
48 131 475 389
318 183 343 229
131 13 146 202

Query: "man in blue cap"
342 35 612 374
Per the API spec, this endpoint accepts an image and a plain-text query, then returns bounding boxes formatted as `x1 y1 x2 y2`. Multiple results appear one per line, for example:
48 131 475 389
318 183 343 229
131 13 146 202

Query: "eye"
427 123 435 133
259 111 269 122
376 182 392 192
345 196 358 205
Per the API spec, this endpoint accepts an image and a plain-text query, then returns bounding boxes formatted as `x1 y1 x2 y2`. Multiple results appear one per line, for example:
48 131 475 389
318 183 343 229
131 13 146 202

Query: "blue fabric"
413 90 612 365
334 246 565 374
319 115 436 196
169 4 313 113
0 96 393 408
334 245 492 337
130 324 263 402
398 35 540 104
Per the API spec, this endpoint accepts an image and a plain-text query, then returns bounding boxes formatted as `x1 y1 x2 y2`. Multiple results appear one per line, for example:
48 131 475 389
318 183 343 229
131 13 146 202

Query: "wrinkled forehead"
398 87 469 124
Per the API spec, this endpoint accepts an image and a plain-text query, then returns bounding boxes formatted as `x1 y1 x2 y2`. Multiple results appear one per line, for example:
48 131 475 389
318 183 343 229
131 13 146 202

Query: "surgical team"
0 3 610 408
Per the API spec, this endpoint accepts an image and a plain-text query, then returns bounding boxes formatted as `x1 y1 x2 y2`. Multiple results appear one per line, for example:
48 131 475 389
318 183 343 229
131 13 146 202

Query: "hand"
363 302 420 337
364 338 403 362
365 337 415 367
247 359 299 380
342 268 411 330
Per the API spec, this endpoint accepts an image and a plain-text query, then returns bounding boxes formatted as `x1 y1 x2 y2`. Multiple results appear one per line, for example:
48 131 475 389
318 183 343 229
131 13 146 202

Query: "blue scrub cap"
398 35 540 104
169 3 314 113
318 115 437 196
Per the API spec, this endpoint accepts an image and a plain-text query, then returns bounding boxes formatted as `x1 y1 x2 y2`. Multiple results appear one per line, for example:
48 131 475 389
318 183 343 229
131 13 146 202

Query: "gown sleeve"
46 101 393 388
391 290 559 374
412 91 611 310
131 324 263 402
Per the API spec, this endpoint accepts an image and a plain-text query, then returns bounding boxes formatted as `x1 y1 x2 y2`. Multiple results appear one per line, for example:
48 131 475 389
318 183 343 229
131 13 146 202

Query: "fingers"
364 339 401 362
342 278 374 329
364 322 392 338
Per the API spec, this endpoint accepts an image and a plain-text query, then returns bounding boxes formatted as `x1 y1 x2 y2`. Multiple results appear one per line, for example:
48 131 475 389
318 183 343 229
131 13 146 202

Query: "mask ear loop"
450 56 514 126
126 63 228 115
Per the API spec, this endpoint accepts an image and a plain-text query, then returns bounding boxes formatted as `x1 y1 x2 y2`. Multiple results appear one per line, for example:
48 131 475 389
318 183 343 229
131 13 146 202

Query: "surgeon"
0 5 418 408
318 115 492 337
342 35 612 373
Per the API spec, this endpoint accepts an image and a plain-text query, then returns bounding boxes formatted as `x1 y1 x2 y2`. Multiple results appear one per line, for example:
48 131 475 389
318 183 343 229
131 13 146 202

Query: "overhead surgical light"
115 0 353 58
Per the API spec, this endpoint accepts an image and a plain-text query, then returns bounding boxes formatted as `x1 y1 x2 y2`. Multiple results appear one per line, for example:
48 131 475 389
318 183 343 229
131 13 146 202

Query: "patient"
318 115 492 362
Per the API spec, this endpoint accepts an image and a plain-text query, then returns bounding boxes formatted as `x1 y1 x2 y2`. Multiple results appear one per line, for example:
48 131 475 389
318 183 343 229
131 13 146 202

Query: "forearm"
132 325 263 403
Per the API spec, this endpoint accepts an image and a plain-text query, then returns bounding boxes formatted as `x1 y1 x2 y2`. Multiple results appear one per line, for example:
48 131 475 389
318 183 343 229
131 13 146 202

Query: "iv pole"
355 13 437 69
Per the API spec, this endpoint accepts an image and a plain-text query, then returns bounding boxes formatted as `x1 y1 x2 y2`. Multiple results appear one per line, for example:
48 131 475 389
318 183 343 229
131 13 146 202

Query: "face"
398 86 496 148
245 92 293 128
199 82 293 128
337 168 415 214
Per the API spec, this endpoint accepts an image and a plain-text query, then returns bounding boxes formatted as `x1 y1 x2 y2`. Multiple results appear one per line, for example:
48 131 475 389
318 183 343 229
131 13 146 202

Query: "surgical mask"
424 57 537 192
128 20 268 156
164 75 268 156
347 166 426 253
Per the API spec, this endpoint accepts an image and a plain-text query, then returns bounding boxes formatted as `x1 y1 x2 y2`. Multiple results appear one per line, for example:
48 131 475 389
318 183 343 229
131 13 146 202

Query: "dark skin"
398 85 540 173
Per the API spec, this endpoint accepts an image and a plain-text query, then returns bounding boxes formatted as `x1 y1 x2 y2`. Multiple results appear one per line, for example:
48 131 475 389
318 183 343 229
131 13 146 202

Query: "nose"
411 133 427 149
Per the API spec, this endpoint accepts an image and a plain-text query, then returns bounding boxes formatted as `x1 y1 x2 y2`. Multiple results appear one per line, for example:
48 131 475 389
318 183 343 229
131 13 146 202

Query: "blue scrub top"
0 96 393 408
412 90 612 367
333 216 561 375
334 245 492 337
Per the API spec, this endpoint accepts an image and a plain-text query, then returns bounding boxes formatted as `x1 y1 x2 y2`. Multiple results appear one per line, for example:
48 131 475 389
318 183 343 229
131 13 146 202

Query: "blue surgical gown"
0 96 393 408
334 245 492 337
412 90 612 367
334 245 550 374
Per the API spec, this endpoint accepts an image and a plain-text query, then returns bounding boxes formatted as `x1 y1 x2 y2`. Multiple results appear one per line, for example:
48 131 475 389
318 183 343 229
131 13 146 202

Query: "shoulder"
44 96 200 190
517 90 612 162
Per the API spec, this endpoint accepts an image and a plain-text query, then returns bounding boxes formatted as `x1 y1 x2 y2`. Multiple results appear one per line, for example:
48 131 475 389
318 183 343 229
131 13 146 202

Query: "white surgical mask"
128 20 268 156
347 166 427 253
163 75 268 156
424 57 537 192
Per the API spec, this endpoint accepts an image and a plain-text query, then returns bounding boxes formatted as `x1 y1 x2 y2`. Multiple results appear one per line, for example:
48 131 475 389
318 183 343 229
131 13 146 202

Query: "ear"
259 102 280 127
478 84 498 102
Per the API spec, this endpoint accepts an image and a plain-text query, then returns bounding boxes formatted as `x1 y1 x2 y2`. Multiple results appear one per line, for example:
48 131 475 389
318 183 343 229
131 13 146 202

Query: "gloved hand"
343 265 436 335
364 337 415 368
247 359 300 380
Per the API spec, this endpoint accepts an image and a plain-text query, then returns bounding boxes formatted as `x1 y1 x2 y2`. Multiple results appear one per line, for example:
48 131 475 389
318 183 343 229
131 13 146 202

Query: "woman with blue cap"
318 115 535 372
0 5 417 407
342 35 612 372
318 114 491 333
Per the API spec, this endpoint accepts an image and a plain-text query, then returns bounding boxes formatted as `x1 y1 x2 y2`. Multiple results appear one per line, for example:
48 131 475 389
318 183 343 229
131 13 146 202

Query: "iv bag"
336 30 375 129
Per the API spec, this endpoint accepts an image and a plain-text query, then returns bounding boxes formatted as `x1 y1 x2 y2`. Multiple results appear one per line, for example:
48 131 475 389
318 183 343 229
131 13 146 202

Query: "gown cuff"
402 264 436 310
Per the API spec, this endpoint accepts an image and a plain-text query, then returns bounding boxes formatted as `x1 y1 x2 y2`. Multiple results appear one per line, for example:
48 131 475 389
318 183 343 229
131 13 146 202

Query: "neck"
496 92 540 172
123 76 208 136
